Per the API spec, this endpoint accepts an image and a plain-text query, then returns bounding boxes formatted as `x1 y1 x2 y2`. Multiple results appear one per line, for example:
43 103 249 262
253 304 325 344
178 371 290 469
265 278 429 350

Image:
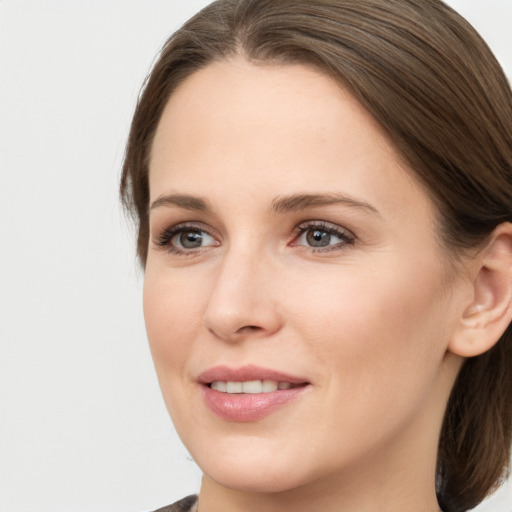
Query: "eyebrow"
150 194 208 212
271 193 380 216
150 192 380 217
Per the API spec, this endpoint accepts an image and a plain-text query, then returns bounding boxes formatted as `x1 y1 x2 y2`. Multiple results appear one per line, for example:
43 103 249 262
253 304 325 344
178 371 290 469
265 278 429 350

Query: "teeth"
262 380 278 392
242 380 263 393
210 381 227 392
226 381 243 393
210 380 296 394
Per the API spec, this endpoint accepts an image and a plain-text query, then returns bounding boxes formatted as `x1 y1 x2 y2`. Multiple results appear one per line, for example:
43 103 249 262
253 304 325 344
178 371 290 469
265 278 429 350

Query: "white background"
0 1 511 511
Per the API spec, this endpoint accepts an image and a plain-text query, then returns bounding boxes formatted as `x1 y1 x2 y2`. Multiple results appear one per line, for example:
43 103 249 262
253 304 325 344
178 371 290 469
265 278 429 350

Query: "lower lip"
201 385 310 422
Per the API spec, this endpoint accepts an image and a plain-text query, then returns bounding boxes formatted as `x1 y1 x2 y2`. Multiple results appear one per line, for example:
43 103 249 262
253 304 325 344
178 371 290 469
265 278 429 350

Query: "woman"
120 1 512 511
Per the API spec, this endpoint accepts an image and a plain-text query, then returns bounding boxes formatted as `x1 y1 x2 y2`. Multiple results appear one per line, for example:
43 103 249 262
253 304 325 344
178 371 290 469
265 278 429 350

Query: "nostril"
237 325 261 333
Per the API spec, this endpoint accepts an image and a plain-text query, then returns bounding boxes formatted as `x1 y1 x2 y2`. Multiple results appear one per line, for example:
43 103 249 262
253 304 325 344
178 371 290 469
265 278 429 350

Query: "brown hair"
120 1 512 510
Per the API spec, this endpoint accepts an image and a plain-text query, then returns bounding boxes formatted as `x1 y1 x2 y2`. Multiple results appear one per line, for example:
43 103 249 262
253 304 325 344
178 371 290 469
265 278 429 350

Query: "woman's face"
145 60 465 494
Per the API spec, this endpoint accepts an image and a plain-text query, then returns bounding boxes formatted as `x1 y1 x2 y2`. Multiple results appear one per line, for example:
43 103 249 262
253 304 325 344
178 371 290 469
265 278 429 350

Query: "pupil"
307 229 330 247
180 231 203 248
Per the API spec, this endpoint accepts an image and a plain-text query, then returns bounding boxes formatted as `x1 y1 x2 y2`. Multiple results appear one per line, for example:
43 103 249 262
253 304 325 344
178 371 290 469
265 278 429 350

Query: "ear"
449 223 512 358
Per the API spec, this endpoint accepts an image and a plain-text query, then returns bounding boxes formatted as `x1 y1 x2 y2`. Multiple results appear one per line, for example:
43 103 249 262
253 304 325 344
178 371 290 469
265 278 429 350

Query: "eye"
293 221 355 251
154 223 219 254
171 229 215 249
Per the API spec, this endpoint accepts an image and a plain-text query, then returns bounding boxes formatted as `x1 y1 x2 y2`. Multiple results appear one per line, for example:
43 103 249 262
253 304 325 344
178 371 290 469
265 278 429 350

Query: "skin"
144 59 475 512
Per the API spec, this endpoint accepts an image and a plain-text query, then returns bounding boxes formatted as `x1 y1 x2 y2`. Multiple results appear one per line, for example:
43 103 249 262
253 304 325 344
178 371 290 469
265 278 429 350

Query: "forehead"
149 59 430 222
151 59 390 154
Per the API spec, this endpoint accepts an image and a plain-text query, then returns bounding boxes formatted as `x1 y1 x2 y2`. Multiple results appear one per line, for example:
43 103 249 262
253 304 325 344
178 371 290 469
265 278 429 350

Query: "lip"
198 364 308 385
198 365 311 422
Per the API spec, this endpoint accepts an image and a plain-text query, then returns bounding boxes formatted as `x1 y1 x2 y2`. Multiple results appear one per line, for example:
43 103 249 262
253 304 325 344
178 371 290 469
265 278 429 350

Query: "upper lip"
197 364 309 385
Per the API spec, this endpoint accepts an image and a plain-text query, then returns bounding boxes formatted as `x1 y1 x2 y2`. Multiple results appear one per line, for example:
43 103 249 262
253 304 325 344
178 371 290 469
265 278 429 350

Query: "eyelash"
154 220 356 256
292 221 356 252
154 222 215 256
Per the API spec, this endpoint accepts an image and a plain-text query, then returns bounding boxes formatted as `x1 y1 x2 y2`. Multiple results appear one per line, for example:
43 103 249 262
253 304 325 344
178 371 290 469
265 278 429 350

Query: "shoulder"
151 494 198 512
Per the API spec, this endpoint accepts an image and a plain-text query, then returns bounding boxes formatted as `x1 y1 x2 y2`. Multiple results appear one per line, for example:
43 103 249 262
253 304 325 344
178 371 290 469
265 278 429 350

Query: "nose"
202 248 283 342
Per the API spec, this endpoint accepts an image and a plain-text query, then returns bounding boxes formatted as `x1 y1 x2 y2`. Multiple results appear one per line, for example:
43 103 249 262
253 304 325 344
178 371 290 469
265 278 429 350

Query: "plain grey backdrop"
0 1 511 511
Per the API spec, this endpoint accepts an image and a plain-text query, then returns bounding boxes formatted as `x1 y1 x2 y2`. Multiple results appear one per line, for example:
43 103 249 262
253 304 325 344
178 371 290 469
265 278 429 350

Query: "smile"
199 365 311 421
210 380 300 393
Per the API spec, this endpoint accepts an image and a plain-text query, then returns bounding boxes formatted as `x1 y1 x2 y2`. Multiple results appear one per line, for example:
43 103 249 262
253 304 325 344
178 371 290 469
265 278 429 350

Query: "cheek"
143 269 205 378
142 267 215 431
286 257 450 396
275 260 453 462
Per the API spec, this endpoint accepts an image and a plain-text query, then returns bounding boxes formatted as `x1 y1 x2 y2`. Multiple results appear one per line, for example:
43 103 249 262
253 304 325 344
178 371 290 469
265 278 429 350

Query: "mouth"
209 380 306 393
198 365 311 422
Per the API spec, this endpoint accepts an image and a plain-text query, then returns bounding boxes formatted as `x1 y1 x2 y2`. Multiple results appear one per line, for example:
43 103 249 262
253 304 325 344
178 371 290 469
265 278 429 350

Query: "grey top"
152 495 198 512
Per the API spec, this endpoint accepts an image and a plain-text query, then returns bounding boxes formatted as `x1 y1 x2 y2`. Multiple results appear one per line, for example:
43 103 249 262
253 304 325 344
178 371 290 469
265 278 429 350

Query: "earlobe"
449 223 512 358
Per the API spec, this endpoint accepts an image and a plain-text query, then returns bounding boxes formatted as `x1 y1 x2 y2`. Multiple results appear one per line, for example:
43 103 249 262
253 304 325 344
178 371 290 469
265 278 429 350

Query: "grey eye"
298 227 345 248
172 230 215 249
306 229 332 247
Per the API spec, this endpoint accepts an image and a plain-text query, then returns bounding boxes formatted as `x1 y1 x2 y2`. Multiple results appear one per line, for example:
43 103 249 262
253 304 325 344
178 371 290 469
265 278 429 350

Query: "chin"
182 426 349 496
200 459 312 494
